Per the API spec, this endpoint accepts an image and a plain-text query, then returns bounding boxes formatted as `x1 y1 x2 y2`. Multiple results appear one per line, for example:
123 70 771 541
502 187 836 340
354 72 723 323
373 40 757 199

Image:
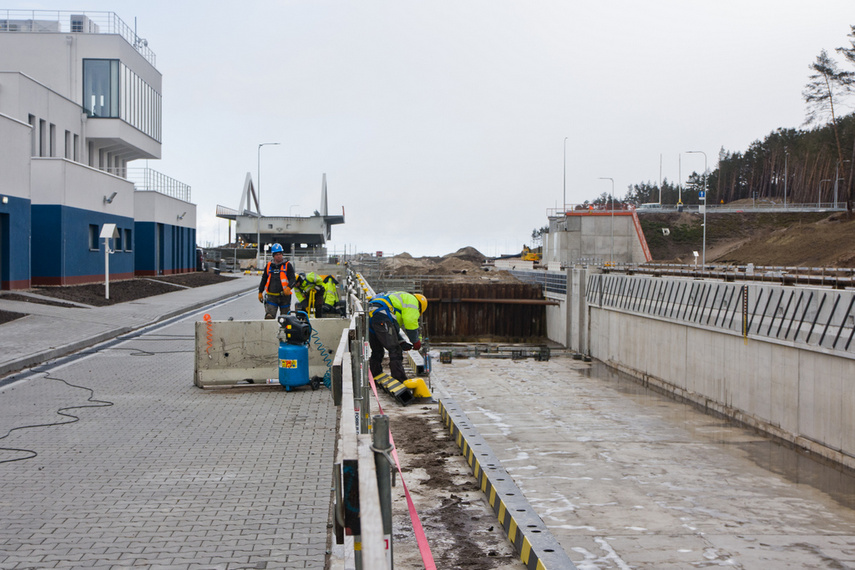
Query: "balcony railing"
0 10 156 66
127 167 191 202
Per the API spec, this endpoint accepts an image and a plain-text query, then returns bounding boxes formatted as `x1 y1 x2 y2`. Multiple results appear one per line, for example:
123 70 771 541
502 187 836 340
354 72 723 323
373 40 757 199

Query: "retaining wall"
582 274 855 469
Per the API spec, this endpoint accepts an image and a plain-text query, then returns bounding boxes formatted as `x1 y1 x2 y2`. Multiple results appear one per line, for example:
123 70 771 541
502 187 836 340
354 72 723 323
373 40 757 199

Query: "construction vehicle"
521 245 541 262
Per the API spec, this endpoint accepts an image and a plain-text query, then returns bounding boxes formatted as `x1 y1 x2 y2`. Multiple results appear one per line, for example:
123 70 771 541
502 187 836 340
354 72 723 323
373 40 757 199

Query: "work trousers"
264 293 291 319
369 312 406 381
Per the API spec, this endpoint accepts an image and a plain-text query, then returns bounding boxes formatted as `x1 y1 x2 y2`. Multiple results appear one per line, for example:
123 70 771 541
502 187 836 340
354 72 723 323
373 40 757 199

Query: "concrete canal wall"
539 270 855 469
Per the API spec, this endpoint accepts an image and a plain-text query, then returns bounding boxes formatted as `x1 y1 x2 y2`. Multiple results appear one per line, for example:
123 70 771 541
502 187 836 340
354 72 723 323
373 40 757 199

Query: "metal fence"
587 274 855 354
509 269 568 295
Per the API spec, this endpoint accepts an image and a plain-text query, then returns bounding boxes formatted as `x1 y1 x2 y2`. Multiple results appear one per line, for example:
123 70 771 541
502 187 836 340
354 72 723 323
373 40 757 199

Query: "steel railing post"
372 415 394 567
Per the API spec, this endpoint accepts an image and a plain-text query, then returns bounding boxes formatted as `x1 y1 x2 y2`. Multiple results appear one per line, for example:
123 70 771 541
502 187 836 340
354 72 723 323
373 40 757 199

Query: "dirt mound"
436 257 479 274
386 255 483 277
442 246 487 263
384 256 439 276
641 212 855 267
716 213 855 267
378 248 520 283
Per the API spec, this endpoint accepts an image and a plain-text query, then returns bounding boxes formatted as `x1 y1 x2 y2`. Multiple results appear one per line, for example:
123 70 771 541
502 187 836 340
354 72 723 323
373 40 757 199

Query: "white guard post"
100 223 119 299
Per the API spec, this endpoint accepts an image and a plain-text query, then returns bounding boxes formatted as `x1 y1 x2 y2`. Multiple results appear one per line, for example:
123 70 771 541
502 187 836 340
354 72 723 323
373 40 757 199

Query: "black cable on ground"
0 291 254 461
0 373 114 465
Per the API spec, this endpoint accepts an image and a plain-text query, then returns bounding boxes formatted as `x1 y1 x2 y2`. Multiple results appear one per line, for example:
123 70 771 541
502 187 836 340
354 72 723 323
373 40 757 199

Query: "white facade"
0 111 31 199
0 11 196 285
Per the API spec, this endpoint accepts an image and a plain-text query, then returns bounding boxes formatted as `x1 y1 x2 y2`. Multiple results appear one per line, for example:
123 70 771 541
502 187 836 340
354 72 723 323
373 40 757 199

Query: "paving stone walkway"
0 289 337 569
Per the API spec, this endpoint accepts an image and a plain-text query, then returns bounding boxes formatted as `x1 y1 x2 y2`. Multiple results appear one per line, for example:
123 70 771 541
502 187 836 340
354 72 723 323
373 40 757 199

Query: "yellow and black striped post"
373 372 415 406
438 398 577 570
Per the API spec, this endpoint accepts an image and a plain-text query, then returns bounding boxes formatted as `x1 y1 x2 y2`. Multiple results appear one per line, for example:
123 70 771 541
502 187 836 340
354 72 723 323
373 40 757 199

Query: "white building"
0 10 195 288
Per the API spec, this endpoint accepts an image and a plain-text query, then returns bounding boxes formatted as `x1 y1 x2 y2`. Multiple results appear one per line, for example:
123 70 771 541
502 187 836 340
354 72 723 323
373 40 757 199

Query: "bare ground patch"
387 401 525 569
29 272 235 307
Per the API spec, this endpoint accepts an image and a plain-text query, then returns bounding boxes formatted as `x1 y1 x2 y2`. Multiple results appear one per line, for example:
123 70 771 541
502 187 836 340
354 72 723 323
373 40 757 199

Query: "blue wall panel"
32 205 135 285
134 222 196 275
134 222 156 274
0 195 32 289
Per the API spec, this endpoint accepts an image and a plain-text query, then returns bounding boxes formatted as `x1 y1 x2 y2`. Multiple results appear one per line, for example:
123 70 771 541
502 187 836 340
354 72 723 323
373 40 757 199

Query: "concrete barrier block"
194 317 349 387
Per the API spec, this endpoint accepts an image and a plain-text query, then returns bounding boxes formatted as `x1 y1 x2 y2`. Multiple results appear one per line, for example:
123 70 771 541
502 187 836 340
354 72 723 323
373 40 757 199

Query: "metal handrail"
548 202 848 217
126 167 191 202
0 10 156 66
605 263 855 289
587 273 855 354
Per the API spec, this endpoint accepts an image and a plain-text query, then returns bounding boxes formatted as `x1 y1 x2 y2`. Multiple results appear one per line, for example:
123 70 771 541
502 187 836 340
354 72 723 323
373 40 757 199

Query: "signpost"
100 223 119 299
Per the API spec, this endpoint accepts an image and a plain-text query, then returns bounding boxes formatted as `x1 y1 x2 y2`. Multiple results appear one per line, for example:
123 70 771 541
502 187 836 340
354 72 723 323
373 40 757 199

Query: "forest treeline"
621 115 855 208
615 25 855 211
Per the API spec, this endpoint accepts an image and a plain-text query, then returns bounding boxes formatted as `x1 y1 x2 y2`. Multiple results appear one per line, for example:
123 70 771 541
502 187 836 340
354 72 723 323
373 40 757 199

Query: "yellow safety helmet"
414 293 428 314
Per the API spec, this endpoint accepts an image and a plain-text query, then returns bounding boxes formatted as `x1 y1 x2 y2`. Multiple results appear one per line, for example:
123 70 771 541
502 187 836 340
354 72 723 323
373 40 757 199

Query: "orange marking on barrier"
203 313 213 357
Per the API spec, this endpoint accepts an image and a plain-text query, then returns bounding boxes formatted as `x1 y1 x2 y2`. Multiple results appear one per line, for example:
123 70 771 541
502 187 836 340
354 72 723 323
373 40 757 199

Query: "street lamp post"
686 151 707 267
783 149 788 208
257 142 281 261
834 161 850 209
562 137 568 215
599 177 614 265
819 179 832 209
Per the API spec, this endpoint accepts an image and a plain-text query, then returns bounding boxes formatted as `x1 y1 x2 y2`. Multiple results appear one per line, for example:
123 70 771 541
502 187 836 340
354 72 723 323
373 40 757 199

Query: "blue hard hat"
270 243 284 254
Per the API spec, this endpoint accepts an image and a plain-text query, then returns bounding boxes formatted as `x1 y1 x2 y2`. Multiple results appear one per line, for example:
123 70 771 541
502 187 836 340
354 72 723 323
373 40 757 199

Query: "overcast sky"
13 1 855 257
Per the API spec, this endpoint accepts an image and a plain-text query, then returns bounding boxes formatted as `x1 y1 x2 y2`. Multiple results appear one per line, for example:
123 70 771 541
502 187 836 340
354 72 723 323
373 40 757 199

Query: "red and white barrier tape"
368 372 437 570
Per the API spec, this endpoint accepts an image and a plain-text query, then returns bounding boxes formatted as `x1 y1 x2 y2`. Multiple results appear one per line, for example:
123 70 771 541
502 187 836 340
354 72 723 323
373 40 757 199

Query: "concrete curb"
437 398 577 570
0 327 135 379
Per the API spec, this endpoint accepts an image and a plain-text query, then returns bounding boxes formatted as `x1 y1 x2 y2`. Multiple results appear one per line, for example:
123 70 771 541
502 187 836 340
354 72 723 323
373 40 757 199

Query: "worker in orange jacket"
258 243 296 319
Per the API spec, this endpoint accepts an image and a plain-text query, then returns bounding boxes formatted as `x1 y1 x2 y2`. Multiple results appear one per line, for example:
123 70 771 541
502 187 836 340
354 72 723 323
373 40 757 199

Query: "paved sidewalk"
0 275 256 379
0 276 339 568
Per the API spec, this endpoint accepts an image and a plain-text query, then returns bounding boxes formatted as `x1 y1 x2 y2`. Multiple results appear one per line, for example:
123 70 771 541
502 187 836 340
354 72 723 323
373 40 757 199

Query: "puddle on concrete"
583 361 855 510
737 439 855 510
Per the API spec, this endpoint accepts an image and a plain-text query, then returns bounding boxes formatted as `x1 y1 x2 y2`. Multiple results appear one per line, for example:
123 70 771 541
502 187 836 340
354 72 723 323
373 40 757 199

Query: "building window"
89 224 99 251
115 228 123 251
118 63 162 142
39 119 46 157
28 114 36 155
73 134 80 161
65 130 71 159
124 229 132 251
83 59 119 118
49 123 56 157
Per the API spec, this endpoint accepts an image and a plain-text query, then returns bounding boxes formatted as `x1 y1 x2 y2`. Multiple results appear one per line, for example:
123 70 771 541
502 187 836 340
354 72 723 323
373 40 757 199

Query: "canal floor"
432 354 855 569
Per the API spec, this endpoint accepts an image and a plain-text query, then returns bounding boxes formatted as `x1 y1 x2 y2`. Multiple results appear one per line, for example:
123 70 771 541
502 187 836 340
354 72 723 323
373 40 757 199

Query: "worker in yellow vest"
368 291 427 381
257 243 296 319
294 272 343 316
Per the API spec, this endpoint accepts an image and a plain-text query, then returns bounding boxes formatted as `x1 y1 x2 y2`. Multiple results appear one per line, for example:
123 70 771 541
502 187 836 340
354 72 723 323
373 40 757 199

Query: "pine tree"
803 49 854 210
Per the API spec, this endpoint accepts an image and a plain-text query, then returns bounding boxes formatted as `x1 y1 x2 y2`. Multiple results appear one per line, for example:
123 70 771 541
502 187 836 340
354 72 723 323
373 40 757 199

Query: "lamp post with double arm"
256 142 280 261
686 150 708 267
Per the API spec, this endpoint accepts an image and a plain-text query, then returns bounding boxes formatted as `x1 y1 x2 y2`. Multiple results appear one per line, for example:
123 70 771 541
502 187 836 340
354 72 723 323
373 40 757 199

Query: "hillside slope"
640 211 855 267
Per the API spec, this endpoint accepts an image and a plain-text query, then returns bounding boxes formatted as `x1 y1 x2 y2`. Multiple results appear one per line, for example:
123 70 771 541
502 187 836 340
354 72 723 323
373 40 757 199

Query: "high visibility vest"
369 292 420 338
264 261 292 295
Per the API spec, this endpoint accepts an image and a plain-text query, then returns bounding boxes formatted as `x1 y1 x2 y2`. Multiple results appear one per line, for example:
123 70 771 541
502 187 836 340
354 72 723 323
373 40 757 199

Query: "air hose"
310 324 333 389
